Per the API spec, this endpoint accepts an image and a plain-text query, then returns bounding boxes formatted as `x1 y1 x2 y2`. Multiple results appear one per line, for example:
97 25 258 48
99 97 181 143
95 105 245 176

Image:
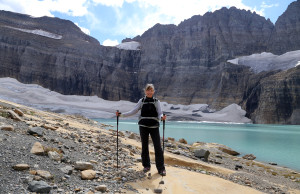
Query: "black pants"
139 126 165 172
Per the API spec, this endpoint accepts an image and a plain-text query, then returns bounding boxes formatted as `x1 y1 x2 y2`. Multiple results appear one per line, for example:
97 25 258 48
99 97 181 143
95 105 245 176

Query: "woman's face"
145 89 154 98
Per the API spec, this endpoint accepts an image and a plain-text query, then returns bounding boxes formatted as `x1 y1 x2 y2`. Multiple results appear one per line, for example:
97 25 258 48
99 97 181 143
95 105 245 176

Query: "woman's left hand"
161 114 167 121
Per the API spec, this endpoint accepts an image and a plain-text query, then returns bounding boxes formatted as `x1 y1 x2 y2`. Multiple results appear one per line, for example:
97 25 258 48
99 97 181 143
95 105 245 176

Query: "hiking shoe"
159 170 166 176
143 167 151 173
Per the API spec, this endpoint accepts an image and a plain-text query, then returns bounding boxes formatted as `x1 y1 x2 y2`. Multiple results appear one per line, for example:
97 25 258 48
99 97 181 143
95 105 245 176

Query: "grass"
0 111 10 118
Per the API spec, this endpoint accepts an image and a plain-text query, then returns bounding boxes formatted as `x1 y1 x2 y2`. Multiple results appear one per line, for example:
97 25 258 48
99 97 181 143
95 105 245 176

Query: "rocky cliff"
267 0 300 54
1 1 300 124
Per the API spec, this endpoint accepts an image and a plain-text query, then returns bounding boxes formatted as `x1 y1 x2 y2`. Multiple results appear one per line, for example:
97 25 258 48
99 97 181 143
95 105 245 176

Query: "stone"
36 170 53 179
95 185 107 192
194 149 210 161
75 161 93 170
154 188 162 193
235 165 243 170
12 164 30 171
60 166 73 175
81 170 96 180
1 125 14 131
13 108 24 116
48 151 61 161
168 137 175 141
243 154 256 160
6 110 22 121
28 180 52 193
269 162 277 166
128 133 136 139
28 127 44 137
218 147 240 156
30 142 45 155
42 124 57 131
179 138 187 144
90 160 98 164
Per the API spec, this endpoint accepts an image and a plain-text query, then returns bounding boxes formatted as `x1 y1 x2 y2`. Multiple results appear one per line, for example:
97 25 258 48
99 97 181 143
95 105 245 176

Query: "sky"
0 0 296 46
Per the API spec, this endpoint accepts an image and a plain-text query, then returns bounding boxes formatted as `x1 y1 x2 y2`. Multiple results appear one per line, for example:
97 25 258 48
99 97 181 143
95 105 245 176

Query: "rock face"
243 66 300 124
1 1 300 124
268 0 300 54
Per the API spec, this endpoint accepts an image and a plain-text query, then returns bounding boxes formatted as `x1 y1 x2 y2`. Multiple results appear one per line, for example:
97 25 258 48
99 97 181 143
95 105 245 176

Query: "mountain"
0 1 300 124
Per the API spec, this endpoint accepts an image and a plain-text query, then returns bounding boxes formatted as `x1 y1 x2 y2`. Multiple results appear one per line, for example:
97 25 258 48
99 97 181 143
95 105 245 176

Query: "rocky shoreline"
0 99 299 194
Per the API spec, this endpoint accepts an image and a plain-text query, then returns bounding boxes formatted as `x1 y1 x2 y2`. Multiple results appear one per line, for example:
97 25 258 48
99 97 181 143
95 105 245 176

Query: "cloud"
0 0 89 17
109 0 265 39
75 23 90 35
261 1 279 9
102 39 119 46
91 0 137 7
92 0 125 7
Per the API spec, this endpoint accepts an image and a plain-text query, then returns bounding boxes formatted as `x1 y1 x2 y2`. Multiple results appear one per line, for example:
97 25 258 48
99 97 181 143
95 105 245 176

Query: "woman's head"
144 84 155 98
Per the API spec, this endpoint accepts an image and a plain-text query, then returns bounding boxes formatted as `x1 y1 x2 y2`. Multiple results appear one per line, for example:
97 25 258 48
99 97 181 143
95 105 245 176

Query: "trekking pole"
116 110 119 170
163 113 165 153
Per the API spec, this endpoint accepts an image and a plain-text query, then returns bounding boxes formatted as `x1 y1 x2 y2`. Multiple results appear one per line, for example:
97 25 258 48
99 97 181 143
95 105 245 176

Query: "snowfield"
5 26 62 39
116 41 141 50
0 77 251 123
227 50 300 73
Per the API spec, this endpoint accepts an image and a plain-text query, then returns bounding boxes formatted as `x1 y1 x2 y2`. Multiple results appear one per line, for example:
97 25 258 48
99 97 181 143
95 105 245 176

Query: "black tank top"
138 97 159 127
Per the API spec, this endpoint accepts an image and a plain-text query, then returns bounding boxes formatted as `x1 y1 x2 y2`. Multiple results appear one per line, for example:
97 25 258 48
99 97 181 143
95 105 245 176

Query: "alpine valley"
0 1 300 124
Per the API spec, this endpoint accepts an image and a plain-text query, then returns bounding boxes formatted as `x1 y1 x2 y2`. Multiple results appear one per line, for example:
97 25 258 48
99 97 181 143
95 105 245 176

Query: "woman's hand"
116 111 121 117
161 114 167 121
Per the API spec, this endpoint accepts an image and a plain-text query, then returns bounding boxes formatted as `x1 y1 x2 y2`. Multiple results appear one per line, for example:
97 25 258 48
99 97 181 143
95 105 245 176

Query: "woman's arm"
156 100 163 119
120 98 142 117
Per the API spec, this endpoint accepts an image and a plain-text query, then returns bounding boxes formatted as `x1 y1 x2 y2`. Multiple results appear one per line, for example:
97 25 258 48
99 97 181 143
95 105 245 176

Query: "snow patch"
0 77 251 123
5 26 62 39
227 50 300 73
116 41 141 50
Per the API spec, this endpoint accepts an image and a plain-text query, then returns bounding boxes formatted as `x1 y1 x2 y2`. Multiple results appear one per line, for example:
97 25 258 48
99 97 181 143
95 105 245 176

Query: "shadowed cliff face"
0 1 300 124
243 66 300 124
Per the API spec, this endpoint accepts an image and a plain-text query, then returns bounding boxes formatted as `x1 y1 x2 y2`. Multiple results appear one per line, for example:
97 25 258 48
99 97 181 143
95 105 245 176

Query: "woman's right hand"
116 111 121 117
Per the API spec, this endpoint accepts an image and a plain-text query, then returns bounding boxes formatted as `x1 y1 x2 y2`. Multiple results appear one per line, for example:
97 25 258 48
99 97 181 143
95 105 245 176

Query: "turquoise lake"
94 118 300 172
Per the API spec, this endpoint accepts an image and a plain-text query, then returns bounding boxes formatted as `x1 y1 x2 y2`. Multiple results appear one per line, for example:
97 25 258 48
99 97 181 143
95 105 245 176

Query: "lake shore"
1 99 300 193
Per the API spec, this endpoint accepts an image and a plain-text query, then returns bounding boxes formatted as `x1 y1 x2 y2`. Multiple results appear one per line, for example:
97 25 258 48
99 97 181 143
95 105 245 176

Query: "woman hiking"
116 84 167 176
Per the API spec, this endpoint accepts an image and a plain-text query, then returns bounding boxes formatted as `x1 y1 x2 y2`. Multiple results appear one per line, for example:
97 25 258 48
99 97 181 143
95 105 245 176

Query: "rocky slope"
1 1 300 124
1 99 299 193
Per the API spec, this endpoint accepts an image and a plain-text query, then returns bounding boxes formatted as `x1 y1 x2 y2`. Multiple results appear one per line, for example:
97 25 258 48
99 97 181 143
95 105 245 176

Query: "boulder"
243 154 256 160
30 142 45 155
60 166 73 175
28 181 51 193
128 133 137 139
95 185 107 192
48 151 61 161
28 127 44 136
218 147 240 156
36 170 53 180
42 124 57 131
13 108 24 116
179 138 187 144
12 164 30 171
81 170 96 180
168 137 175 141
75 161 93 170
6 110 22 121
1 125 14 131
194 149 210 161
